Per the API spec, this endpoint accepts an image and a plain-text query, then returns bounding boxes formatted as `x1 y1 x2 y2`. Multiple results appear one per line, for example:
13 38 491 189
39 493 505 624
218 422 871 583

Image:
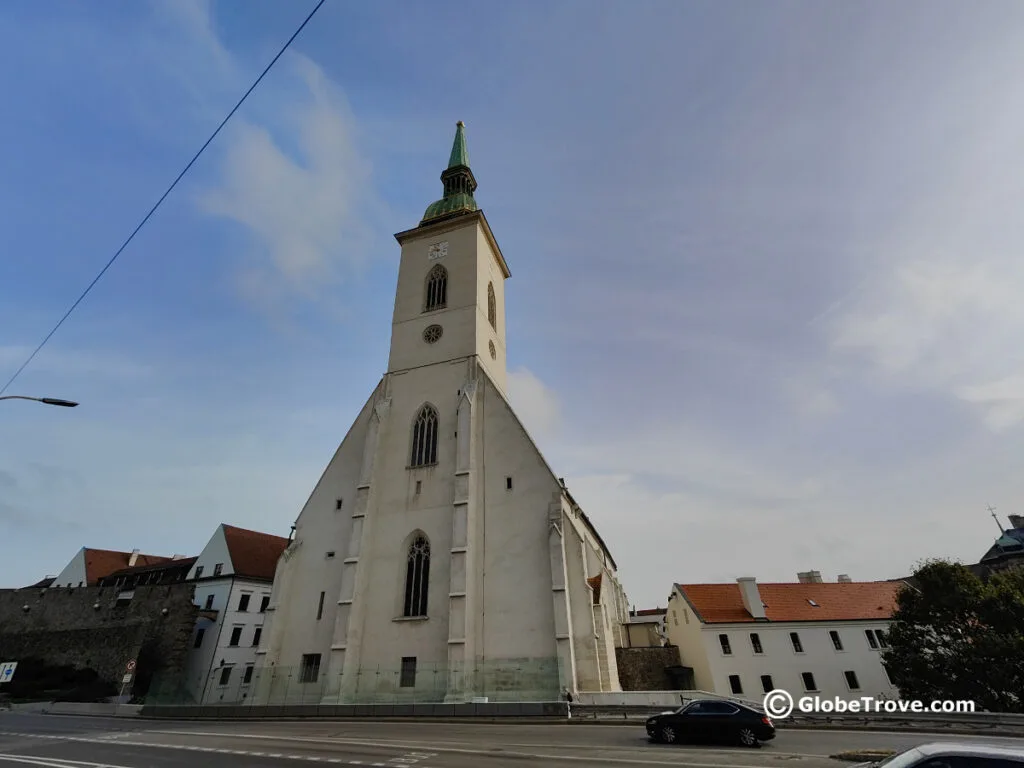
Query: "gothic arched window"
487 282 496 330
410 404 439 467
404 535 430 617
424 265 448 312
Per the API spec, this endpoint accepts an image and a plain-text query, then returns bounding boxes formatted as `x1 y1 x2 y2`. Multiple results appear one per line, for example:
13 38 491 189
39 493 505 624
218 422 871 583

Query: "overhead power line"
0 0 327 396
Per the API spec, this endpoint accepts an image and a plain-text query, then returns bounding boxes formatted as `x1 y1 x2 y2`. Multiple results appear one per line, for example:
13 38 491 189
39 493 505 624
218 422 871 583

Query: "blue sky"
3 0 1024 609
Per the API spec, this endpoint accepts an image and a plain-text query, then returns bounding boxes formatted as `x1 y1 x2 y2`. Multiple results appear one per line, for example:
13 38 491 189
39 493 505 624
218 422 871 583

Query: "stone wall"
615 646 682 691
0 583 198 697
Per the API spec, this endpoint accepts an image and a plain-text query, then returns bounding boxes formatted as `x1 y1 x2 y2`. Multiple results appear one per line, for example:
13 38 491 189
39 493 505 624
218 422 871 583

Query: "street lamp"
0 395 78 408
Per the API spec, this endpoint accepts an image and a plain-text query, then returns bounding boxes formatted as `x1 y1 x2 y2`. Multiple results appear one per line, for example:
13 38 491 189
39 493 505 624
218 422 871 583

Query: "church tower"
253 123 629 706
387 121 510 395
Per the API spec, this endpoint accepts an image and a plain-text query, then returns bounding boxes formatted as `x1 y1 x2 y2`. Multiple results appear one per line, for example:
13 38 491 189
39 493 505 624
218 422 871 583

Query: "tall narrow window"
300 654 321 683
790 632 804 653
403 536 431 617
317 591 325 621
400 657 417 687
487 282 496 330
728 675 743 695
749 633 763 654
424 264 448 311
830 630 844 651
410 405 439 467
718 634 732 655
760 674 774 693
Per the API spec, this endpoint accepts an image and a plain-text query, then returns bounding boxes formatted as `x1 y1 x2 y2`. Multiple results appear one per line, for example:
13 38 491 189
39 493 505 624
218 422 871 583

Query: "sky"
3 0 1024 610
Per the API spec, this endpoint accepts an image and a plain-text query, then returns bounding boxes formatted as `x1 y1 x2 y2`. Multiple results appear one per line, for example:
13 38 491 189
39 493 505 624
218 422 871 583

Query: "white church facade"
254 123 630 704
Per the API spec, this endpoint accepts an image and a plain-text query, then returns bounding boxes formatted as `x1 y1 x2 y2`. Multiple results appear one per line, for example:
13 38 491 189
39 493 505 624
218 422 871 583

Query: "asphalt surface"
1 712 1023 767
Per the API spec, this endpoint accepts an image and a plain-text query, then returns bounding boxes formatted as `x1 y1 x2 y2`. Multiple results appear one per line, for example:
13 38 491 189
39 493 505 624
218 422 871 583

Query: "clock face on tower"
428 242 448 261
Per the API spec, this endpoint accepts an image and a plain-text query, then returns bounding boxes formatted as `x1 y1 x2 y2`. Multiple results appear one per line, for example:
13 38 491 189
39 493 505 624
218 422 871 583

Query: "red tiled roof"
634 608 667 617
105 557 198 579
222 525 290 581
676 581 903 624
83 549 173 585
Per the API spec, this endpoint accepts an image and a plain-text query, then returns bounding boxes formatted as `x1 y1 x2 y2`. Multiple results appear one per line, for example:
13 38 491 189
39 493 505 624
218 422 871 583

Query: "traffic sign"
122 674 133 684
125 660 136 672
0 662 17 685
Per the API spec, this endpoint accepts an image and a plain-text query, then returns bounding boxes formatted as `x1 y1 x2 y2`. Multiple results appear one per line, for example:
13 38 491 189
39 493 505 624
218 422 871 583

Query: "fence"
144 657 563 707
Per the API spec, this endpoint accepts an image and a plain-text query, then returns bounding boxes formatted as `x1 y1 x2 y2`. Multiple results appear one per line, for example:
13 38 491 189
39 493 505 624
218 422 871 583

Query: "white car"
856 742 1024 768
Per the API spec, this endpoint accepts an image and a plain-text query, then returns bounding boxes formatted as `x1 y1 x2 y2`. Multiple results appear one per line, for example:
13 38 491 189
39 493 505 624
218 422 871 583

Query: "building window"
718 634 732 655
300 654 321 683
750 633 763 654
326 551 336 559
252 627 262 647
415 480 422 495
213 563 223 577
218 667 232 686
760 674 774 693
875 629 889 648
410 405 439 467
865 629 879 649
728 675 743 695
790 632 804 653
194 566 204 579
506 476 513 491
238 594 251 612
317 591 325 621
830 630 844 651
424 264 448 312
336 498 343 510
193 628 205 649
844 670 861 690
801 672 817 692
403 536 431 617
243 665 254 685
487 282 496 330
400 657 417 688
204 594 215 610
259 596 270 613
229 626 243 646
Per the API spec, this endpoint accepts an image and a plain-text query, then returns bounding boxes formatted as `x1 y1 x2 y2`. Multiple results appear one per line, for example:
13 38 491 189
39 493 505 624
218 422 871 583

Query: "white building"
182 524 289 704
255 122 630 705
666 573 904 702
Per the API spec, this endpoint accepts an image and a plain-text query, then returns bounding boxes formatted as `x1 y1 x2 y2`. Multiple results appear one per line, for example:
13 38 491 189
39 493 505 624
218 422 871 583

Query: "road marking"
123 730 807 767
0 733 442 766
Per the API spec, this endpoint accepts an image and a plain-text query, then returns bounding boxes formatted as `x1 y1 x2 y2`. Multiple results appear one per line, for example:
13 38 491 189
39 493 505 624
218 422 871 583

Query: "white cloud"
507 366 562 440
198 53 376 306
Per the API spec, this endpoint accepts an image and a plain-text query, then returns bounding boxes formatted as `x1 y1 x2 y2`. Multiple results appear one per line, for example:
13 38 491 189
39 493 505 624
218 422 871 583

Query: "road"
1 711 1023 767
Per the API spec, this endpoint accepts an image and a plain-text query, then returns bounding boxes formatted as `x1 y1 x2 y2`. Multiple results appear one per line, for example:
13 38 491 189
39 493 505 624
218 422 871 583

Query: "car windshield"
873 748 925 768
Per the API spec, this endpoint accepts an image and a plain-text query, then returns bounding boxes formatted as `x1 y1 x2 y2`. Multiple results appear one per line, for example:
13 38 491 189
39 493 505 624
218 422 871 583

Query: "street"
2 712 1024 767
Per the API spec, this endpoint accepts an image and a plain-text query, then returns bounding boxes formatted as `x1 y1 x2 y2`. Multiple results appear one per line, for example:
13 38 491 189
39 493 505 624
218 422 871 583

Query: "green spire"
448 120 470 169
421 121 479 225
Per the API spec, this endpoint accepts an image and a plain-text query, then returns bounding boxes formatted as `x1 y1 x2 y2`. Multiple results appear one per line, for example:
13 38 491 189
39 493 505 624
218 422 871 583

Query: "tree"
884 559 1024 711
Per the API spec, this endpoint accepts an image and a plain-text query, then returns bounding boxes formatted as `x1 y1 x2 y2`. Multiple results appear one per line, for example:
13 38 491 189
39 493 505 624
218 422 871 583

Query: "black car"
646 699 776 747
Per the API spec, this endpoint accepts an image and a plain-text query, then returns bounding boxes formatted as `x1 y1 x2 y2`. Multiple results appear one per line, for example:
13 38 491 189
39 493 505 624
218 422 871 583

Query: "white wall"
188 526 232 581
698 621 898 702
52 550 86 588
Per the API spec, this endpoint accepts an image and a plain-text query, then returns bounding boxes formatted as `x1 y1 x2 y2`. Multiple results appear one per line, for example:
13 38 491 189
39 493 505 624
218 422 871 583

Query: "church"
254 123 630 704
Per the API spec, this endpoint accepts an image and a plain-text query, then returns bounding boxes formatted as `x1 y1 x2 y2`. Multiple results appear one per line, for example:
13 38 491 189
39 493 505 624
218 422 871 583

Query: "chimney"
837 574 852 583
797 570 823 584
1009 515 1024 530
128 549 140 567
737 577 766 620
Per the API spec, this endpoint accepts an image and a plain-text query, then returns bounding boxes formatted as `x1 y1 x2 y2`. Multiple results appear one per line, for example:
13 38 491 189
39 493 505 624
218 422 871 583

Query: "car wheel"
738 727 759 747
659 725 678 744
